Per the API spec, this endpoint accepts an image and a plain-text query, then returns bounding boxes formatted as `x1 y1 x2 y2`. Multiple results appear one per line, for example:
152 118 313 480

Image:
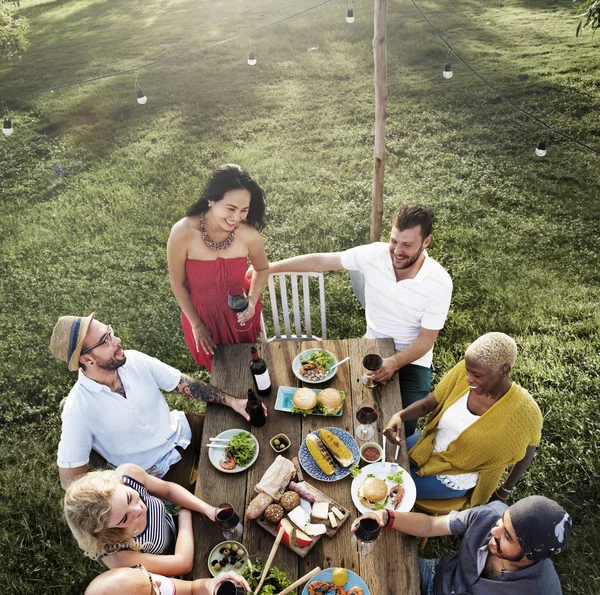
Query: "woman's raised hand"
383 412 405 446
192 322 216 355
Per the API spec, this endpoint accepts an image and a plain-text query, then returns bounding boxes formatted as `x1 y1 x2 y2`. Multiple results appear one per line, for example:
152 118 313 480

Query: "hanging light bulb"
3 117 13 136
136 87 147 105
346 8 354 23
443 62 453 79
535 139 547 157
247 50 257 66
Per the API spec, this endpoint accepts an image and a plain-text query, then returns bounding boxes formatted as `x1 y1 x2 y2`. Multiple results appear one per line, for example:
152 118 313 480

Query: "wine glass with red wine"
215 502 243 541
227 286 251 332
355 397 378 441
351 516 381 555
216 580 247 595
361 353 384 388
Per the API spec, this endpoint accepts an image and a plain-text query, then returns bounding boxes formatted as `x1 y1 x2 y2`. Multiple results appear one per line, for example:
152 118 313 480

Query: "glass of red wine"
215 502 243 541
362 353 384 388
351 516 381 555
216 580 247 595
227 286 251 334
355 397 378 441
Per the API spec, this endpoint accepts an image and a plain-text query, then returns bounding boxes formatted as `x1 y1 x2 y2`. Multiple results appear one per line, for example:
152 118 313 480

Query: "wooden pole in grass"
370 0 388 243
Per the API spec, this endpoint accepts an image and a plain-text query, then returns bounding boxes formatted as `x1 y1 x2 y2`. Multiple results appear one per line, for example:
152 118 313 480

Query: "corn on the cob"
319 428 354 467
306 434 335 475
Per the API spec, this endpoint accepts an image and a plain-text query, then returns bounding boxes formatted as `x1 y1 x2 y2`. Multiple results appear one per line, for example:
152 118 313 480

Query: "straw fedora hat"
50 313 95 372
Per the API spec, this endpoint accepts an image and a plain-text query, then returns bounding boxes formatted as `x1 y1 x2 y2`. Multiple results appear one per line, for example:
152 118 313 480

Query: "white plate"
350 461 417 514
208 429 259 474
292 348 338 384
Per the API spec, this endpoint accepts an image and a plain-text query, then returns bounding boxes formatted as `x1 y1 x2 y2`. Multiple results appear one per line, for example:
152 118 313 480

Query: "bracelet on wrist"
499 484 516 495
383 510 396 531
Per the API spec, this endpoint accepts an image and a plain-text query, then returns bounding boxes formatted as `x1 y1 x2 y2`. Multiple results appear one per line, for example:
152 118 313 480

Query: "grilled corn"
306 434 336 475
319 428 354 467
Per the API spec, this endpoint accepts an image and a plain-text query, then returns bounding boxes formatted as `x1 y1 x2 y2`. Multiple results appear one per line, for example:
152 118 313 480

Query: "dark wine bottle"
245 389 266 427
250 346 272 397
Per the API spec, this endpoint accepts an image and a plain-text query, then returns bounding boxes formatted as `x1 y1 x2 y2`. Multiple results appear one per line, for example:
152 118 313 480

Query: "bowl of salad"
292 348 337 384
242 554 293 595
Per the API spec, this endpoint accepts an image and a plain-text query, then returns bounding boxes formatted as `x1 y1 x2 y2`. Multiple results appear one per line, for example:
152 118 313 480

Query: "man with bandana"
353 495 571 594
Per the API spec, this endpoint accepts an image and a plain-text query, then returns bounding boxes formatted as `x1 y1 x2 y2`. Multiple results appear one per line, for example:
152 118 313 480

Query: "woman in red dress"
167 164 269 371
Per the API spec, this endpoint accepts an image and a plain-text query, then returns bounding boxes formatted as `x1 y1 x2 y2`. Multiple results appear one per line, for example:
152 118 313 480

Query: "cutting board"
253 480 351 557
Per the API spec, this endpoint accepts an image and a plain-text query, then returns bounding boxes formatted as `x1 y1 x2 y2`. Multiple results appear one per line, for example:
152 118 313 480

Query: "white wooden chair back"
260 272 327 342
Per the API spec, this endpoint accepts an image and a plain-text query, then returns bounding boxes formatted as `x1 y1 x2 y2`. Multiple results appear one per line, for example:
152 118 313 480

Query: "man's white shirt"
57 350 191 476
341 243 452 368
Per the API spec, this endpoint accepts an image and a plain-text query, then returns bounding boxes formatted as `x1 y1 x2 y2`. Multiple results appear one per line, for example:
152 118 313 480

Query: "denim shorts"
418 557 440 595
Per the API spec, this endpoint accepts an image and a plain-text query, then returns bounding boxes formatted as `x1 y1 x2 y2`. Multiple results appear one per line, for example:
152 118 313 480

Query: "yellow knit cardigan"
409 360 542 507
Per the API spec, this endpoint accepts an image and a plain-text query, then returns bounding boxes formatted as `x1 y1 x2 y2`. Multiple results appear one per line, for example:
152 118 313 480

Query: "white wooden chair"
260 272 327 342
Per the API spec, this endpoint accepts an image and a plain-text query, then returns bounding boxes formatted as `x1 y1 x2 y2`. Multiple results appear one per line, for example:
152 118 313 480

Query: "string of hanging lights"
410 0 599 156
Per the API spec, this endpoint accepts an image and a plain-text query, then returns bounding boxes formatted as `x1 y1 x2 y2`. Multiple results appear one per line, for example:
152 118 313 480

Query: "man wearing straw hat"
50 313 261 491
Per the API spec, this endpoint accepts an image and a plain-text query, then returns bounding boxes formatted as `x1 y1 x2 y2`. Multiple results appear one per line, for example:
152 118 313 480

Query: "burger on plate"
292 387 318 414
317 388 345 415
358 477 388 510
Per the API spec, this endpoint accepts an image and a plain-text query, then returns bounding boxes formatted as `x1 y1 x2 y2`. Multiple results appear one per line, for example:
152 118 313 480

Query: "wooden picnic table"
191 338 419 595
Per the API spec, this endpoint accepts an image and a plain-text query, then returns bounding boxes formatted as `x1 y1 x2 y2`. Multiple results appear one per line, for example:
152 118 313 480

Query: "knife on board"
292 456 313 517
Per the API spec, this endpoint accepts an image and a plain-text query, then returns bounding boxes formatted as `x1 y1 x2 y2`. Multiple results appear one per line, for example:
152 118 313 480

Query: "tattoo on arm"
178 375 229 406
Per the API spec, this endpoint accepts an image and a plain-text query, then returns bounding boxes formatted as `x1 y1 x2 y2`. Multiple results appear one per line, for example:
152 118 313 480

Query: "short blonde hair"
464 332 517 370
64 470 138 559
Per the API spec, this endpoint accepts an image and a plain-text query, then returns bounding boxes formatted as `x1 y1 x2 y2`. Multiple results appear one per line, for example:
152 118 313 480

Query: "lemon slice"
332 568 348 587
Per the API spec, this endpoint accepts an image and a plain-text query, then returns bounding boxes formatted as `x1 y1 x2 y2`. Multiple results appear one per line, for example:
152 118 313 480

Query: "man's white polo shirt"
57 350 191 477
341 243 452 368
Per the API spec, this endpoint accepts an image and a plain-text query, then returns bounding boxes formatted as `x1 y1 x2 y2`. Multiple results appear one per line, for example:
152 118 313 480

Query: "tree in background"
574 0 600 36
0 3 28 59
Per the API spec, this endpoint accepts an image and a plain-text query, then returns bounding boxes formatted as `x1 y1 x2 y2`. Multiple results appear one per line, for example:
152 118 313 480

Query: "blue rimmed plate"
275 386 344 417
299 427 359 482
292 348 338 384
301 568 370 595
208 429 259 474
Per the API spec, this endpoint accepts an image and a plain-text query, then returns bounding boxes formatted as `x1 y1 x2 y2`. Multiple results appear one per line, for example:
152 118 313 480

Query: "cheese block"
311 501 329 521
288 505 308 530
328 511 338 528
304 522 327 536
332 506 345 520
293 529 313 548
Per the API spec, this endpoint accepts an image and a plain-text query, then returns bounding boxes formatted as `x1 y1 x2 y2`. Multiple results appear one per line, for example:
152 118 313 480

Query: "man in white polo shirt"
268 204 452 436
50 313 262 490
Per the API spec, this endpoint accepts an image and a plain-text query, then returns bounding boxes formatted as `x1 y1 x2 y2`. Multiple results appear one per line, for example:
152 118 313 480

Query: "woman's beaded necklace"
199 211 235 251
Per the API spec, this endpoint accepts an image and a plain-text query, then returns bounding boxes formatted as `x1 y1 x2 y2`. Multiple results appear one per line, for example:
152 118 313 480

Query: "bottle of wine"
250 346 272 397
245 389 266 428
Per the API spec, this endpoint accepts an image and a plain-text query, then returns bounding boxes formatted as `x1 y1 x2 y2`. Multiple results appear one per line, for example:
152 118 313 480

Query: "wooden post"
371 0 387 243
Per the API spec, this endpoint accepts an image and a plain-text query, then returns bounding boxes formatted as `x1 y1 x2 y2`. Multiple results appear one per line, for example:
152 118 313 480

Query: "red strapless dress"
181 258 262 371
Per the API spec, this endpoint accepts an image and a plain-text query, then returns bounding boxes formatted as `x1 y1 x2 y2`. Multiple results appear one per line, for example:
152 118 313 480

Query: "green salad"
300 349 335 370
226 432 256 467
387 470 405 484
242 558 291 595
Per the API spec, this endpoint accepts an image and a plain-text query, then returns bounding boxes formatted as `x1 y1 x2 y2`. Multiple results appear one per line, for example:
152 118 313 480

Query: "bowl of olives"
208 540 248 577
270 433 291 453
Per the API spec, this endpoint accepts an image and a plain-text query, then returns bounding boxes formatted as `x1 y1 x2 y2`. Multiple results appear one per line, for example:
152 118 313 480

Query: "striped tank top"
102 475 177 557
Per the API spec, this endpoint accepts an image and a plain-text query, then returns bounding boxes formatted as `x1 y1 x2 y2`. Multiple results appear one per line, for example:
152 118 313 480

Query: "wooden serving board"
254 480 351 558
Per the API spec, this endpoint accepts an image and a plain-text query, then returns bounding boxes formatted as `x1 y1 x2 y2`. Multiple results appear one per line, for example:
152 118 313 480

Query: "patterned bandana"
509 495 572 562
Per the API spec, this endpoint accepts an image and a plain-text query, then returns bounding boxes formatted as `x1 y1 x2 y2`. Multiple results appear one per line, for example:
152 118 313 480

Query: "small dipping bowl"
270 433 291 453
359 441 383 466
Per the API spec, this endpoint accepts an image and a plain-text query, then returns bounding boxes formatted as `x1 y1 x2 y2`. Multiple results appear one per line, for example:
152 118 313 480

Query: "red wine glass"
227 286 250 332
215 502 243 541
362 353 383 388
355 397 378 441
351 516 381 555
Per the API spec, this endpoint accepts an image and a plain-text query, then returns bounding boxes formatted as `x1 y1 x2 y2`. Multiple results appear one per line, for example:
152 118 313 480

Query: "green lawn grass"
1 0 599 592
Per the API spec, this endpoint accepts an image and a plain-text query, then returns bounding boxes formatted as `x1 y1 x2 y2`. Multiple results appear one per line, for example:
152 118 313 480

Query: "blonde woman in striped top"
64 463 216 576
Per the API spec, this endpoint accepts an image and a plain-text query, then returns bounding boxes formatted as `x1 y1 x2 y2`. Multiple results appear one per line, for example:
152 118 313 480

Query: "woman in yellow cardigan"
383 332 542 507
